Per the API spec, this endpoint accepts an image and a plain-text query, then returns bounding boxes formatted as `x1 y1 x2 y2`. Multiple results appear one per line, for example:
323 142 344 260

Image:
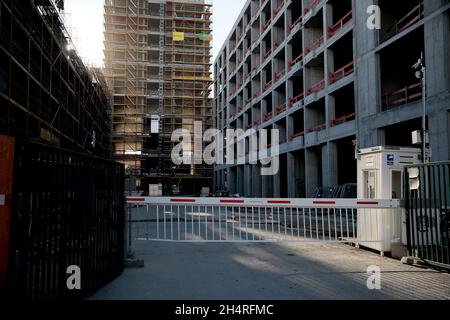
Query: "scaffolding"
104 0 213 194
0 0 112 159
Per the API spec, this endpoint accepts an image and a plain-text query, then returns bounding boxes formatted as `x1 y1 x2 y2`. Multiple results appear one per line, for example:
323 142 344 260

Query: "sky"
64 0 247 67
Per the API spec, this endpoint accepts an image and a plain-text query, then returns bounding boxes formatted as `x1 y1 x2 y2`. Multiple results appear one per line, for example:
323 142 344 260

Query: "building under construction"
104 0 213 195
0 0 112 159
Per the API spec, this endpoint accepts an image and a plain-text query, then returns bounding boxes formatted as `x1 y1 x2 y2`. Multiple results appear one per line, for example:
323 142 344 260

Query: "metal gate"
127 197 401 244
3 138 125 300
404 162 450 269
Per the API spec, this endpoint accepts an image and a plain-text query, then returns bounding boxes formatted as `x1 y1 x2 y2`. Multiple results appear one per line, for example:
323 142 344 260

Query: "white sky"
64 0 247 67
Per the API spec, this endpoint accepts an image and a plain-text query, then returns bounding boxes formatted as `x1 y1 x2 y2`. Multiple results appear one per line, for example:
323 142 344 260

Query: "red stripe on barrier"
127 198 145 202
313 201 336 205
220 199 245 204
170 199 196 203
357 201 379 205
267 200 291 204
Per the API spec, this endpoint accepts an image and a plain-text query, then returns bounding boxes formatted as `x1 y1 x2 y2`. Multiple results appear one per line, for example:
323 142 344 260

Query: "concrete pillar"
354 0 381 149
305 148 320 197
287 152 296 197
252 164 262 197
360 128 385 149
322 142 338 188
296 152 306 198
424 4 450 97
326 94 336 128
429 112 450 161
244 164 252 197
261 172 273 198
237 165 244 195
273 170 281 198
228 167 237 194
287 115 294 140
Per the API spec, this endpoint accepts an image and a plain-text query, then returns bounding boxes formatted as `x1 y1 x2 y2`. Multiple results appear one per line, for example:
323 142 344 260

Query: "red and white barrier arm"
126 197 401 209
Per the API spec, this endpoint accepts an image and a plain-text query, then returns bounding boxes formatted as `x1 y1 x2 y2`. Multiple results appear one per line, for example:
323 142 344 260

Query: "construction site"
104 0 213 196
0 0 112 158
214 0 450 197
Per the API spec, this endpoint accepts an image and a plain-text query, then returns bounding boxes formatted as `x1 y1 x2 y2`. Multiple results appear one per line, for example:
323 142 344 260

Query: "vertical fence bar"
0 136 15 291
442 164 450 265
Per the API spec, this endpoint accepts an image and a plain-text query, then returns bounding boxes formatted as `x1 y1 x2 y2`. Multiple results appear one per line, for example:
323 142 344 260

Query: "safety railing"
288 53 304 71
328 61 354 85
125 197 402 243
327 10 353 39
330 112 356 127
288 92 305 108
382 82 422 111
305 79 325 96
289 15 303 34
304 0 322 15
384 2 424 41
304 35 324 55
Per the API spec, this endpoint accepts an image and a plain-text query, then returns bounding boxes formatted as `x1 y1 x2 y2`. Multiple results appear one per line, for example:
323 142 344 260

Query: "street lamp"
412 52 428 163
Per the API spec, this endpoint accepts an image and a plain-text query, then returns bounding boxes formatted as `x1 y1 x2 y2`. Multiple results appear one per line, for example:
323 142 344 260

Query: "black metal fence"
404 161 450 269
7 140 125 300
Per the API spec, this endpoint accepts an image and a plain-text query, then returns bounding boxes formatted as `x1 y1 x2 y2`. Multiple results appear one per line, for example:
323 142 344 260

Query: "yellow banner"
173 31 185 41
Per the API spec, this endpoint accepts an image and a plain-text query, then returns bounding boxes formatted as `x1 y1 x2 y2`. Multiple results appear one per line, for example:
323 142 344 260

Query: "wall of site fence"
0 136 125 300
404 162 450 269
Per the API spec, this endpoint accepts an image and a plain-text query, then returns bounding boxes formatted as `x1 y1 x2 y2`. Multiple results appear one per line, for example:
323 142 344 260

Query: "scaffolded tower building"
104 0 213 195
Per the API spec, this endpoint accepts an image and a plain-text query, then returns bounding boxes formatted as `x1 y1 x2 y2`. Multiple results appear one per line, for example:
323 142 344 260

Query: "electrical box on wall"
356 146 422 254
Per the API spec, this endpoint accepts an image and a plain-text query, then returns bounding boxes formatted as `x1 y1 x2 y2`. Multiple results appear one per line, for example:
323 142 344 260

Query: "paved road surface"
89 241 450 300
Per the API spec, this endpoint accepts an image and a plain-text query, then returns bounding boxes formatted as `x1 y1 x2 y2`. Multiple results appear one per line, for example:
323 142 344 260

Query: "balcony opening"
305 98 326 133
252 101 262 128
307 145 323 195
379 0 424 42
330 83 355 127
263 92 273 123
292 149 306 197
261 32 273 65
252 73 261 101
288 0 303 34
275 119 287 145
384 118 423 147
273 48 286 84
328 31 353 83
380 27 424 111
251 0 260 19
304 53 324 97
303 7 323 54
336 136 357 186
288 71 304 108
261 3 272 34
244 5 251 30
280 153 288 198
262 63 273 93
289 109 305 141
288 32 304 71
327 0 352 38
274 83 286 115
273 10 285 43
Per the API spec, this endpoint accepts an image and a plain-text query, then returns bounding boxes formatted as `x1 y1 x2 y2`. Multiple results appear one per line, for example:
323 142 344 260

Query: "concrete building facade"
213 0 450 197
